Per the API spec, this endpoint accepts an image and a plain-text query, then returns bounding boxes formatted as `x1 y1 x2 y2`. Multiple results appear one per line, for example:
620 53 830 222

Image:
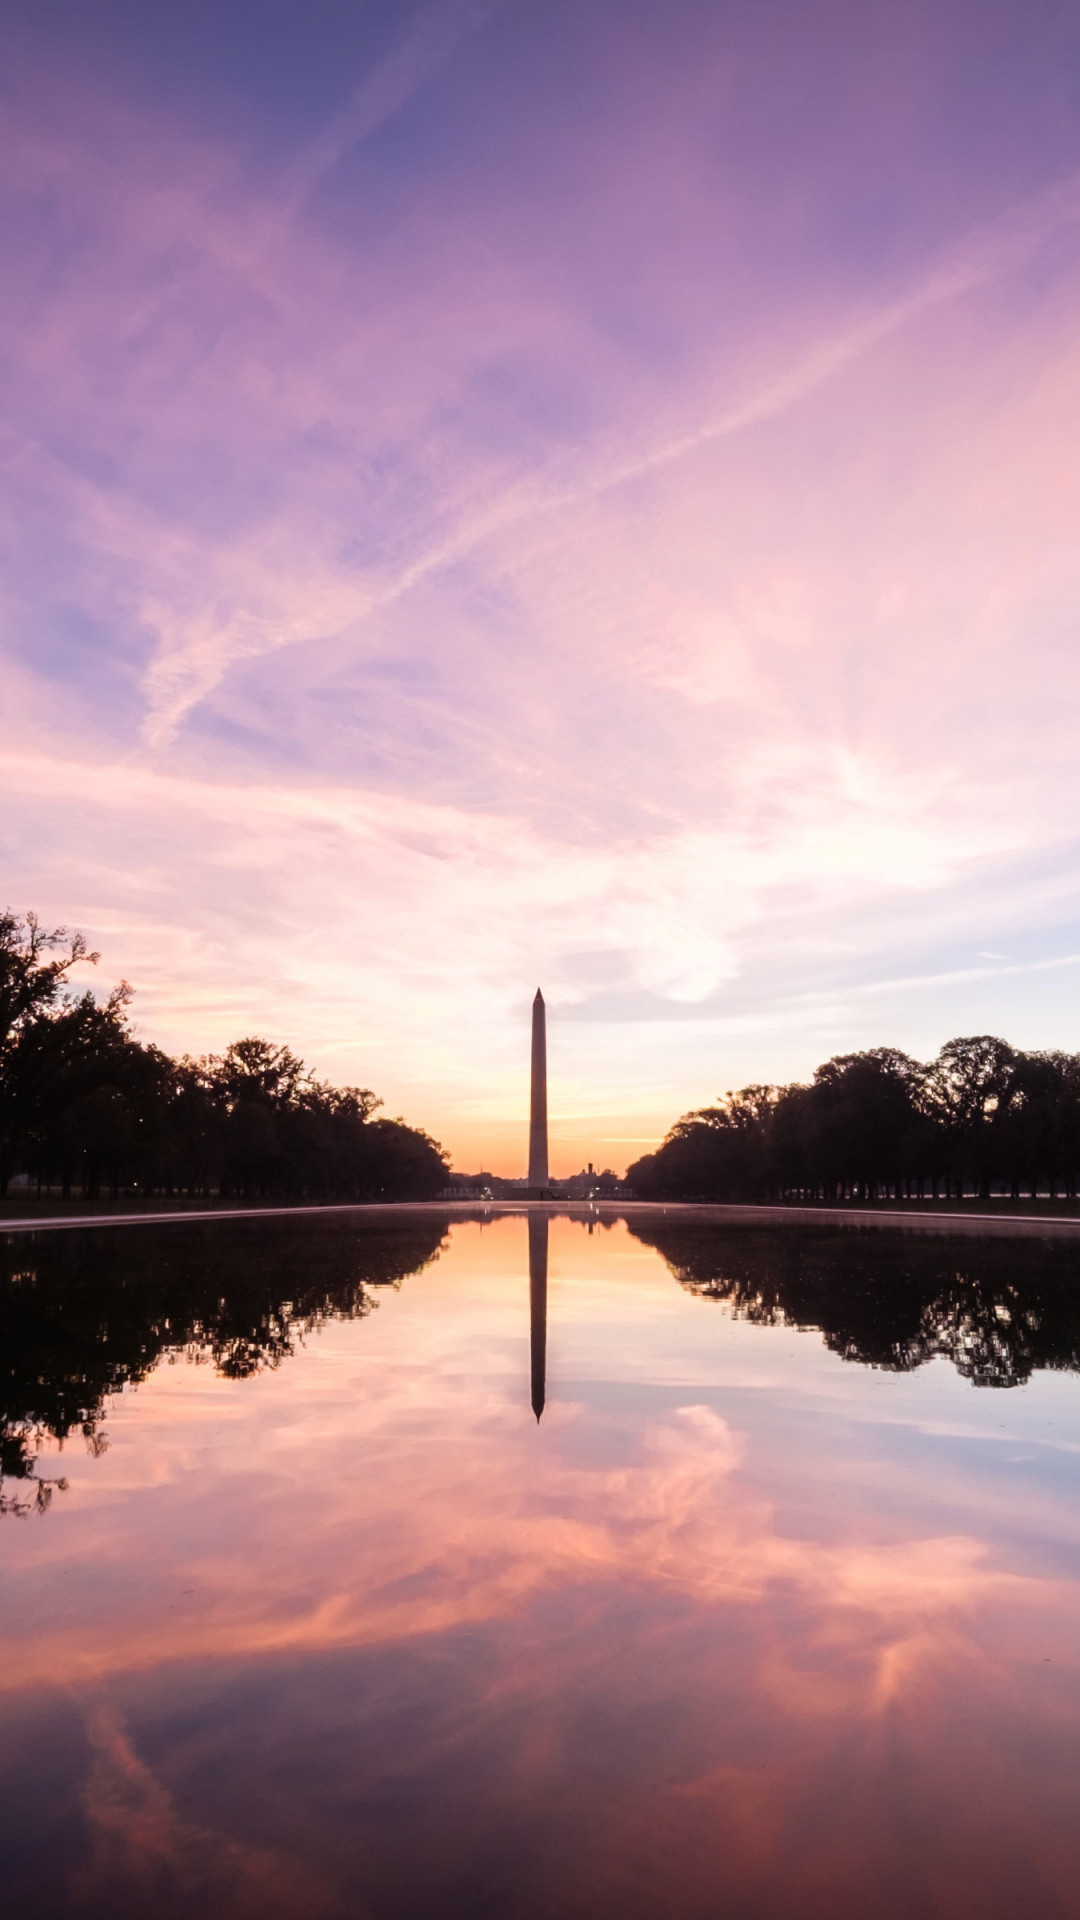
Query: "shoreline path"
4 1200 1080 1238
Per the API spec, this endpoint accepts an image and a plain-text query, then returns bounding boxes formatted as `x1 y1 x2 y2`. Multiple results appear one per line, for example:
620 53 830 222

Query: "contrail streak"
281 0 510 218
360 170 1080 616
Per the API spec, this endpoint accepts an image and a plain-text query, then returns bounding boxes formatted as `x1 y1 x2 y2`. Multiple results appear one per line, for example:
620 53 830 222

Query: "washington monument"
528 988 549 1189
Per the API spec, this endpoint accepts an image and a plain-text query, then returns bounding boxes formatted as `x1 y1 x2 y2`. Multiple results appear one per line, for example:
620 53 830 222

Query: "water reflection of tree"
628 1220 1080 1387
0 1215 450 1512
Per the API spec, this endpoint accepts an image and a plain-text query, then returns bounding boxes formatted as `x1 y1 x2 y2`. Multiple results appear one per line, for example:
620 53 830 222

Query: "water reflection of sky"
3 1212 1080 1918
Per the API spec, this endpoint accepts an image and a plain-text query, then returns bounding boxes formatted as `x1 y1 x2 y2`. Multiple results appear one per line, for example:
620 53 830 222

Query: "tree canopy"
628 1037 1080 1203
0 908 448 1203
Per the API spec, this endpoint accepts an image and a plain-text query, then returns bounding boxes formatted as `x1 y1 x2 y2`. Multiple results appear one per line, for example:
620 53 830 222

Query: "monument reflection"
528 1210 548 1421
3 1210 1080 1919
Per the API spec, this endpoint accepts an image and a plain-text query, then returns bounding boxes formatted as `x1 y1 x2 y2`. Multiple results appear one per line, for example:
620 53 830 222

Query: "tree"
11 983 143 1197
0 912 101 1193
0 910 98 1049
0 912 450 1204
628 1034 1080 1205
1005 1052 1080 1200
798 1049 925 1199
211 1037 307 1109
919 1035 1019 1198
631 1086 776 1200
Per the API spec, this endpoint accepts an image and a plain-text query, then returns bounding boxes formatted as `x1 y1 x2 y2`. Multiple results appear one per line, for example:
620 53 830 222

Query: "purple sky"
4 0 1080 1171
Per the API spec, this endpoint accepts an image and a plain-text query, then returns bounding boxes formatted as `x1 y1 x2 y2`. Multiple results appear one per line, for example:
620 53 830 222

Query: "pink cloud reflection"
2 1216 1078 1914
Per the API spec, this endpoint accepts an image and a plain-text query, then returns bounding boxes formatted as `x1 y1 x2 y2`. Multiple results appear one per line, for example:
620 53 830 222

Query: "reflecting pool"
3 1206 1080 1918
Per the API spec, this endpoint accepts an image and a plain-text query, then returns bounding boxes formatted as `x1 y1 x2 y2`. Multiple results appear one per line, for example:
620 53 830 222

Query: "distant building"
439 1173 495 1200
565 1163 597 1200
565 1163 624 1199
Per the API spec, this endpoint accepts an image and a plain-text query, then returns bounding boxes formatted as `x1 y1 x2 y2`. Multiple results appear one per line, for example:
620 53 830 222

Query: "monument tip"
533 987 544 1004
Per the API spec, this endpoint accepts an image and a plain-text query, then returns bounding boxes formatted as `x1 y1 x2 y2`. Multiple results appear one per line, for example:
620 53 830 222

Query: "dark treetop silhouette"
0 909 448 1203
628 1039 1080 1204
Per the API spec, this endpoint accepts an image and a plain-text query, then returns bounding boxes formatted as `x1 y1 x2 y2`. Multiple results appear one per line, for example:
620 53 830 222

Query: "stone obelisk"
528 988 549 1190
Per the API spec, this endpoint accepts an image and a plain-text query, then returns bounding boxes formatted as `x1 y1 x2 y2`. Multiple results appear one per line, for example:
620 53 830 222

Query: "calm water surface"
3 1207 1080 1919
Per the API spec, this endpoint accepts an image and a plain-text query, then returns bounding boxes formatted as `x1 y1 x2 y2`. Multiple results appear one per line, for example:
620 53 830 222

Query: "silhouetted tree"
632 1085 776 1201
0 910 100 1191
917 1035 1019 1198
802 1049 924 1199
628 1036 1080 1204
0 909 99 1047
1 909 448 1203
1006 1051 1080 1200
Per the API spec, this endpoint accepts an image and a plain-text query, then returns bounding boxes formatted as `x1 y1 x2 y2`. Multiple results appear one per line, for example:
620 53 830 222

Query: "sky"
4 0 1080 1172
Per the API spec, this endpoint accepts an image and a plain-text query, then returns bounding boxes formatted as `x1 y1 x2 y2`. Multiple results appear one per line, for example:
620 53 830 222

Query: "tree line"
1 1212 448 1511
627 1036 1080 1204
0 910 448 1202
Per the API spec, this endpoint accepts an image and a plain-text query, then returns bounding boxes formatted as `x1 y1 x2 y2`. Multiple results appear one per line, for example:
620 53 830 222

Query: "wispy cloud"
128 166 1080 742
280 0 511 217
361 166 1080 626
